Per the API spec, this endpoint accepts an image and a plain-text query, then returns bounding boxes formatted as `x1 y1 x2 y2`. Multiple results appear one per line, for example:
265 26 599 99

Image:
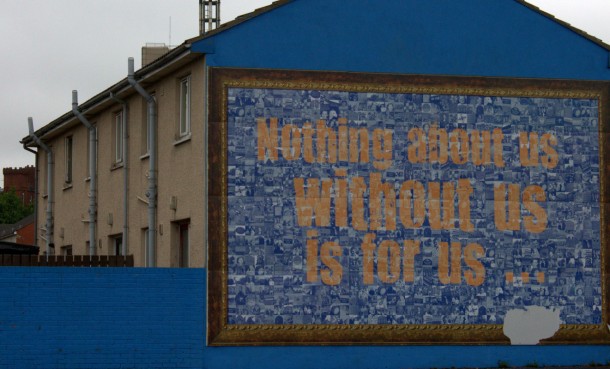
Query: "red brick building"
3 166 35 206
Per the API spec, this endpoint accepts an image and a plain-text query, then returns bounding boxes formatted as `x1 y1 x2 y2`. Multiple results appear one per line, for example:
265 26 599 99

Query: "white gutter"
72 91 97 256
110 92 129 256
127 57 157 267
28 117 54 257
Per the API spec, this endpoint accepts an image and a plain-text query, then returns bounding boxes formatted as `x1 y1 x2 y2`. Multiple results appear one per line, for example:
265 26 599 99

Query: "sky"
0 0 609 187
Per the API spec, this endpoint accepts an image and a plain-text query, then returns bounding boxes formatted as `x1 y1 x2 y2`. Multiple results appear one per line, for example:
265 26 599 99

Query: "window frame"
141 93 155 157
179 75 191 138
64 136 73 184
114 111 124 164
60 245 72 256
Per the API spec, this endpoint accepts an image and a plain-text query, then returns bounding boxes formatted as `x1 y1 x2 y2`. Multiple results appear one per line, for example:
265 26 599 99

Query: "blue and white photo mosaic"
225 87 602 326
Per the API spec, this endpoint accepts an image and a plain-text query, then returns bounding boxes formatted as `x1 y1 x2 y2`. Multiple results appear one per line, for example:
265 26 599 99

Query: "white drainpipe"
127 57 157 266
72 90 97 256
28 117 54 256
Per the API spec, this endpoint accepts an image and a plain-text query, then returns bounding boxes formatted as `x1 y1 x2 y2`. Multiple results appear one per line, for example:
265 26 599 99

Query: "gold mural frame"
207 67 610 346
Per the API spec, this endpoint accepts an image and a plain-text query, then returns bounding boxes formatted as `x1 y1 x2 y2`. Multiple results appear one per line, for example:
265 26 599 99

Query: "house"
22 44 205 267
7 0 610 365
0 214 35 246
21 0 610 274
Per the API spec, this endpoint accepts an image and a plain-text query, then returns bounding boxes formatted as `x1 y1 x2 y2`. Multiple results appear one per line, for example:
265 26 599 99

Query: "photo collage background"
226 87 602 325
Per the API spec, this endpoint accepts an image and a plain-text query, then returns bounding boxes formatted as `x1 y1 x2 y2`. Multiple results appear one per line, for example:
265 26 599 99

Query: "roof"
21 42 199 145
187 0 293 43
515 0 610 51
0 214 35 240
22 0 610 145
188 0 610 52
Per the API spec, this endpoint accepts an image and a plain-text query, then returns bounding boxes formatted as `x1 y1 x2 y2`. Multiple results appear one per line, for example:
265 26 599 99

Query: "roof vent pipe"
72 91 97 257
127 57 157 267
28 117 54 257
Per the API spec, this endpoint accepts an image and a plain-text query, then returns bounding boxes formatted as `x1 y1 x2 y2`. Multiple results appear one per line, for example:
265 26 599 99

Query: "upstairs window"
114 111 124 164
179 76 191 137
64 136 73 184
141 93 155 156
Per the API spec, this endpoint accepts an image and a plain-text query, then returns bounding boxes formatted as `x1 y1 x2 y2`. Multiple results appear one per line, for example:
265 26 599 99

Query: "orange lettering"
540 133 558 169
399 180 425 229
429 182 455 230
320 242 342 286
293 178 332 227
407 128 427 163
438 242 461 284
281 124 301 161
519 131 539 167
370 172 396 231
257 117 278 161
494 183 520 231
523 185 547 233
403 240 421 283
464 243 485 286
378 240 401 284
449 129 469 164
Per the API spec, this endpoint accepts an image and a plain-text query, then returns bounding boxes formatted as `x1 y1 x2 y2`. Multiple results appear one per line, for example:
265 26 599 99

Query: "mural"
208 69 608 345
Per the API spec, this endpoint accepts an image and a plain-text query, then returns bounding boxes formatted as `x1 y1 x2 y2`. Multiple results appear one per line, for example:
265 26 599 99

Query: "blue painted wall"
3 1 610 368
193 0 610 80
1 267 609 369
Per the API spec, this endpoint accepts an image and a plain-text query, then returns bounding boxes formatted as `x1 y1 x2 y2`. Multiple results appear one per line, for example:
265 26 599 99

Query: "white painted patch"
503 306 562 345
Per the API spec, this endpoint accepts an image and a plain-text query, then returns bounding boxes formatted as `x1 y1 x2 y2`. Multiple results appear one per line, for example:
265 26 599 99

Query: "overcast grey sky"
0 0 609 187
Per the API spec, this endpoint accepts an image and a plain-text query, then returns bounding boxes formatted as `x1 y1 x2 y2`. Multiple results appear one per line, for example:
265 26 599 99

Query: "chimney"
200 0 220 35
141 43 170 67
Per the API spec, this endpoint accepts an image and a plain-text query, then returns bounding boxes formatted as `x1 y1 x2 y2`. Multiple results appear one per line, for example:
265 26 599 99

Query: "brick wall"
0 268 608 369
16 221 34 245
3 166 35 206
0 268 204 369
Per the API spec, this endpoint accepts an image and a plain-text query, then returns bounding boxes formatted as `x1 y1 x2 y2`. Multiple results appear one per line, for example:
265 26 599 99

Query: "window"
64 136 73 183
172 220 190 267
114 112 124 163
141 94 155 156
61 245 72 256
179 76 191 137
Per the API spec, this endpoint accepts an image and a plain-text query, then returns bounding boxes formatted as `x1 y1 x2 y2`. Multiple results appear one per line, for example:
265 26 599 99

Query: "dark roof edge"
186 0 294 43
516 0 610 51
21 42 194 145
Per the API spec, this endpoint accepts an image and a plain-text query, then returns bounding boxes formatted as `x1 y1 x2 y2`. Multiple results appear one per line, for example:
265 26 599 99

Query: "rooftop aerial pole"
200 0 220 35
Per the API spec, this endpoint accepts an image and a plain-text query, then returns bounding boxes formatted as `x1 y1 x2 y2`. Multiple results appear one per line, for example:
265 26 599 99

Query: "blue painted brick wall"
1 267 610 369
0 267 204 369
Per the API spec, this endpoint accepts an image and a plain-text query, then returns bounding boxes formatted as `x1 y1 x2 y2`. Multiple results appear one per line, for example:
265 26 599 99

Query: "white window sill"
140 153 150 160
111 162 124 171
62 183 73 191
174 134 191 146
